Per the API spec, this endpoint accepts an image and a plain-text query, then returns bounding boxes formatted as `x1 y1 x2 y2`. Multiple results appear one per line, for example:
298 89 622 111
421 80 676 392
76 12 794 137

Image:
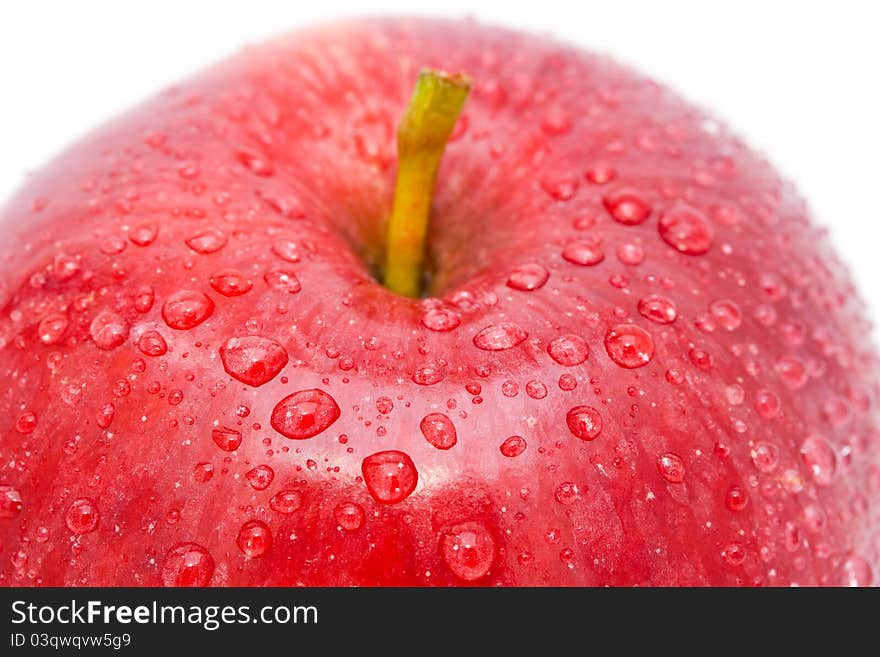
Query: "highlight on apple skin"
0 18 877 587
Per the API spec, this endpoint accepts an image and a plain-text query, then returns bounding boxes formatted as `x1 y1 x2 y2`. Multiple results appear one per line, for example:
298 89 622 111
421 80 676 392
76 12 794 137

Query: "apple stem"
383 69 471 297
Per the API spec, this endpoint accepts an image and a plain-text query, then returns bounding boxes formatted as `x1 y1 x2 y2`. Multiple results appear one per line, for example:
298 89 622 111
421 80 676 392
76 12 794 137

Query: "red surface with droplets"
0 18 878 586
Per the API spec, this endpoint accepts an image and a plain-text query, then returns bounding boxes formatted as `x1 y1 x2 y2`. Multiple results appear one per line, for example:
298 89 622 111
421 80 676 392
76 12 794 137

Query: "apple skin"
0 17 878 587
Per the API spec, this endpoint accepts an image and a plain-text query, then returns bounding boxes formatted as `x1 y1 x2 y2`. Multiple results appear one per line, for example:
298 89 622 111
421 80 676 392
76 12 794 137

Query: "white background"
1 1 878 331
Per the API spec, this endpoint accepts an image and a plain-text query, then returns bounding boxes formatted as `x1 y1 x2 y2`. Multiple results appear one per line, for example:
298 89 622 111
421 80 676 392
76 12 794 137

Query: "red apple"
0 17 878 587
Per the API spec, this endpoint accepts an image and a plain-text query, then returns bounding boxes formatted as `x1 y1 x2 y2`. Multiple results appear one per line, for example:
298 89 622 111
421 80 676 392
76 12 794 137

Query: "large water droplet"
658 204 714 254
162 543 215 586
421 308 460 332
212 427 242 452
210 268 253 297
507 263 550 291
800 435 837 486
236 520 272 558
0 485 23 518
566 406 602 441
562 240 605 266
473 323 527 351
65 497 99 535
162 290 214 330
547 334 589 366
603 188 652 225
499 435 527 457
604 324 655 368
270 389 340 439
441 521 495 581
361 450 418 504
220 336 288 387
90 310 129 350
137 330 168 357
186 229 227 254
657 453 685 483
637 294 678 324
420 413 457 450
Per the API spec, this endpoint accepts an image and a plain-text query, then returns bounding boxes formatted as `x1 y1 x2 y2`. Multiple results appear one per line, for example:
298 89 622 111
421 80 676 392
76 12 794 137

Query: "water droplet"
137 330 168 357
271 240 302 263
15 411 37 434
555 481 579 505
558 373 577 391
161 543 215 586
604 324 654 368
0 485 23 518
751 441 779 473
708 299 742 331
540 176 578 201
246 464 275 490
725 485 748 511
413 360 446 386
525 380 548 399
210 268 253 297
603 189 652 225
547 334 589 366
376 396 394 414
193 462 214 483
562 240 604 266
754 389 781 419
236 150 274 176
212 427 242 452
263 269 301 293
585 164 617 185
65 497 99 534
129 222 158 247
96 403 115 429
441 521 495 581
270 389 340 439
473 323 527 351
185 229 227 254
507 263 550 291
38 313 68 345
722 542 746 567
657 453 685 483
236 520 272 558
361 450 418 504
616 243 645 265
800 435 837 486
90 310 129 350
566 406 602 441
162 290 214 330
658 204 714 254
334 502 365 531
421 307 460 332
842 554 873 587
637 294 678 324
134 285 155 313
775 356 808 389
499 435 527 457
220 336 288 387
419 413 457 450
270 490 303 514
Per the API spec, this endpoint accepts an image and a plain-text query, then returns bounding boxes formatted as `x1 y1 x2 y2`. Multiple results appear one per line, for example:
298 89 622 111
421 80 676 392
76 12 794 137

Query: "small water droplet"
658 204 714 254
361 450 418 504
270 490 303 514
603 188 652 225
421 308 460 332
334 502 365 531
420 413 457 450
842 554 873 587
555 481 579 505
209 268 253 297
604 324 655 368
0 486 23 518
775 356 808 389
65 497 99 534
547 334 589 366
193 462 214 483
709 299 742 331
751 441 779 473
566 406 602 441
441 521 495 581
657 453 685 483
15 411 37 434
270 389 340 439
246 465 275 491
800 435 837 486
220 336 288 387
473 323 527 351
263 269 301 293
185 229 227 254
725 485 748 511
540 176 578 201
413 360 446 386
637 294 678 324
162 543 214 586
499 435 527 457
38 313 68 345
129 222 158 247
236 150 274 176
90 310 129 350
525 380 548 399
162 290 214 330
506 263 550 291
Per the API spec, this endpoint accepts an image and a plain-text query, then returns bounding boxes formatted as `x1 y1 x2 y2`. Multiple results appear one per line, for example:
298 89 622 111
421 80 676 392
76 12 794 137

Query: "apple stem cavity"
383 69 471 297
